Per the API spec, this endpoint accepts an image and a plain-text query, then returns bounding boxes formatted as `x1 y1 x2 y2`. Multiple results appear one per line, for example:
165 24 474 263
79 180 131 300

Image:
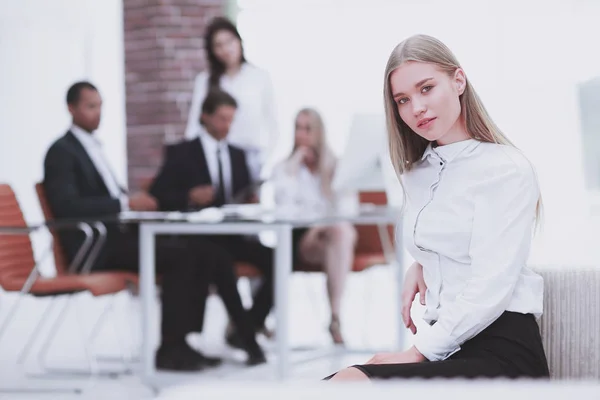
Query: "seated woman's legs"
299 223 357 344
324 312 549 381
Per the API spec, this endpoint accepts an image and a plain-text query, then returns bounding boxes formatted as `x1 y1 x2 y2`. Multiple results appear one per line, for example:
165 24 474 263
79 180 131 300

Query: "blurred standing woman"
185 16 278 181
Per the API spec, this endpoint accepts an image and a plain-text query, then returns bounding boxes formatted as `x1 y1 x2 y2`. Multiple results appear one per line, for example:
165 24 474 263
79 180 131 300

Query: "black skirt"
326 311 549 380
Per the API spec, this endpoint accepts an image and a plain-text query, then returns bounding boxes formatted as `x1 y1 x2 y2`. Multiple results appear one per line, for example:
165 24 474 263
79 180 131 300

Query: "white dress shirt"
403 138 543 362
70 125 129 211
199 129 232 202
185 63 278 160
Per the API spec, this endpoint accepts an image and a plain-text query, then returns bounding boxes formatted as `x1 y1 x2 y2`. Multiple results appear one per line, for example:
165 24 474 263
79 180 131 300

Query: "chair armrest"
0 225 43 234
1 221 96 275
0 219 97 234
46 220 108 274
0 221 93 294
79 222 108 275
37 220 98 274
40 219 110 274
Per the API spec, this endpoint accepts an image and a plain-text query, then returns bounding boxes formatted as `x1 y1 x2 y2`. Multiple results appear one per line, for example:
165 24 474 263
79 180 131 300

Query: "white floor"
0 265 407 399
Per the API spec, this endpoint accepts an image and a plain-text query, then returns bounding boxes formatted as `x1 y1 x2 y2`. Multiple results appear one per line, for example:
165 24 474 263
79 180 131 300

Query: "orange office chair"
0 184 137 380
31 183 138 371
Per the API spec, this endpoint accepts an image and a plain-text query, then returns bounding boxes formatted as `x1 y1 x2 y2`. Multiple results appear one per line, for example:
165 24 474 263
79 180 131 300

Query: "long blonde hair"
288 108 336 199
383 34 541 220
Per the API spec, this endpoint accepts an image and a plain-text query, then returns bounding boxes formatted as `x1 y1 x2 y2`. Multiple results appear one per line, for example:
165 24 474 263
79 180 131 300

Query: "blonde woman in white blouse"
272 108 357 345
327 35 549 381
184 17 278 182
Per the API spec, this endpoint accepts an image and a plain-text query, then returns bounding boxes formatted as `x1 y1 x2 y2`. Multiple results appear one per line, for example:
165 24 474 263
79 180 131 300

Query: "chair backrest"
534 266 600 380
0 184 37 287
35 183 69 275
354 191 395 254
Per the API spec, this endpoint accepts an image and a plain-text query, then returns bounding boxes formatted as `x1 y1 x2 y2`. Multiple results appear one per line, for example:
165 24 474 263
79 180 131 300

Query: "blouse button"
439 161 443 166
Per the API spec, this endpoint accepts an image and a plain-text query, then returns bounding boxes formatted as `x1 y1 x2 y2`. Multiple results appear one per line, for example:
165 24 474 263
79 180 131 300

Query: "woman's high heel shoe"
328 317 345 346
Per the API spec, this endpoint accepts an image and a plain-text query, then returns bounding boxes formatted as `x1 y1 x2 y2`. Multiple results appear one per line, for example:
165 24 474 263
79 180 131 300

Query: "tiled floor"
0 266 406 399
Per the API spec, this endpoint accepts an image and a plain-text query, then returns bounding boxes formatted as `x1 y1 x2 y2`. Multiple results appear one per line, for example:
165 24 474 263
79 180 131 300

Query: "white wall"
0 0 126 270
236 0 600 267
579 77 600 191
2 0 598 269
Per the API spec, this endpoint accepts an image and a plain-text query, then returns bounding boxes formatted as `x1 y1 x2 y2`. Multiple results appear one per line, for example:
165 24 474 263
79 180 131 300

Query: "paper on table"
186 207 224 223
221 204 264 219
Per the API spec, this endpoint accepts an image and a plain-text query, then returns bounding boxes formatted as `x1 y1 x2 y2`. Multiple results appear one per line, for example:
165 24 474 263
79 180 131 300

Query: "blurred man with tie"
43 82 266 371
150 90 275 346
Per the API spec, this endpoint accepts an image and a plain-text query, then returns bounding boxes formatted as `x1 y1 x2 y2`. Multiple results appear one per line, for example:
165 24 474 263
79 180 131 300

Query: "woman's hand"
365 346 426 365
402 261 427 334
291 146 311 164
291 145 318 168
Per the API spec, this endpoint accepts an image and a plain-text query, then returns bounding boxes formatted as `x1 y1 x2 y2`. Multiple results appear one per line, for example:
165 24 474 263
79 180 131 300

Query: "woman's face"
212 30 242 68
390 61 467 145
294 113 319 149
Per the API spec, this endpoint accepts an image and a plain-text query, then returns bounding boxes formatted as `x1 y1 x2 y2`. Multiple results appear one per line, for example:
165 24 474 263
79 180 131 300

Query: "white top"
70 125 128 211
199 128 233 202
272 159 330 215
403 138 543 362
184 63 278 159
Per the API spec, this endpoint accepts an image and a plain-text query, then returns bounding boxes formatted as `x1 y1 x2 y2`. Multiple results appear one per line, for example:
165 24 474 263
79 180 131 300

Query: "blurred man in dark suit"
150 90 274 345
43 82 266 370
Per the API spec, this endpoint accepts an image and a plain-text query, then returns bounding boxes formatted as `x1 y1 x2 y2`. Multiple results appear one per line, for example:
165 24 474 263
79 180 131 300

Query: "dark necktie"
215 147 226 206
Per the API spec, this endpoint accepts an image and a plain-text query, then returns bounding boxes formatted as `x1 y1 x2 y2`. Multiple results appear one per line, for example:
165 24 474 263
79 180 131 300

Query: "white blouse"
271 160 330 216
403 138 544 362
184 63 278 158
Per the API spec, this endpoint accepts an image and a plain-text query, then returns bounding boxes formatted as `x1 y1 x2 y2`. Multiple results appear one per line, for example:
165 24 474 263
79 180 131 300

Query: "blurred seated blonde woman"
272 108 357 345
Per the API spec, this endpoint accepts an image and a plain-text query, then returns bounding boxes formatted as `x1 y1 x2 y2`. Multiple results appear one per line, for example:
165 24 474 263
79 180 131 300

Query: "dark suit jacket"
150 137 252 212
43 131 124 269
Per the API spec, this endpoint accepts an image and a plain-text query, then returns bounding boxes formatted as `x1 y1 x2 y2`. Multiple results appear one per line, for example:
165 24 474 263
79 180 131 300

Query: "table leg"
139 225 156 386
274 224 292 379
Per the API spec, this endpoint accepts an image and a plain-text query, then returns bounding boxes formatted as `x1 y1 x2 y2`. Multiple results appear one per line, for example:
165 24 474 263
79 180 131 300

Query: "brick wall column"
123 0 228 190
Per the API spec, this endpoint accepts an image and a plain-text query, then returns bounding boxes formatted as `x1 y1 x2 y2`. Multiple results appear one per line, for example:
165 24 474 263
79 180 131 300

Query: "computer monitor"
332 113 404 207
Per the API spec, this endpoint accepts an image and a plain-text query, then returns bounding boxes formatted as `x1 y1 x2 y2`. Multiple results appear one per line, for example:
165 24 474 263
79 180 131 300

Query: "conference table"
117 204 402 389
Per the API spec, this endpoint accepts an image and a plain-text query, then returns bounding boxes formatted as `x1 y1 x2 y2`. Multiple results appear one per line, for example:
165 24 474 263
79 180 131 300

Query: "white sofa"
535 267 600 380
158 381 600 400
